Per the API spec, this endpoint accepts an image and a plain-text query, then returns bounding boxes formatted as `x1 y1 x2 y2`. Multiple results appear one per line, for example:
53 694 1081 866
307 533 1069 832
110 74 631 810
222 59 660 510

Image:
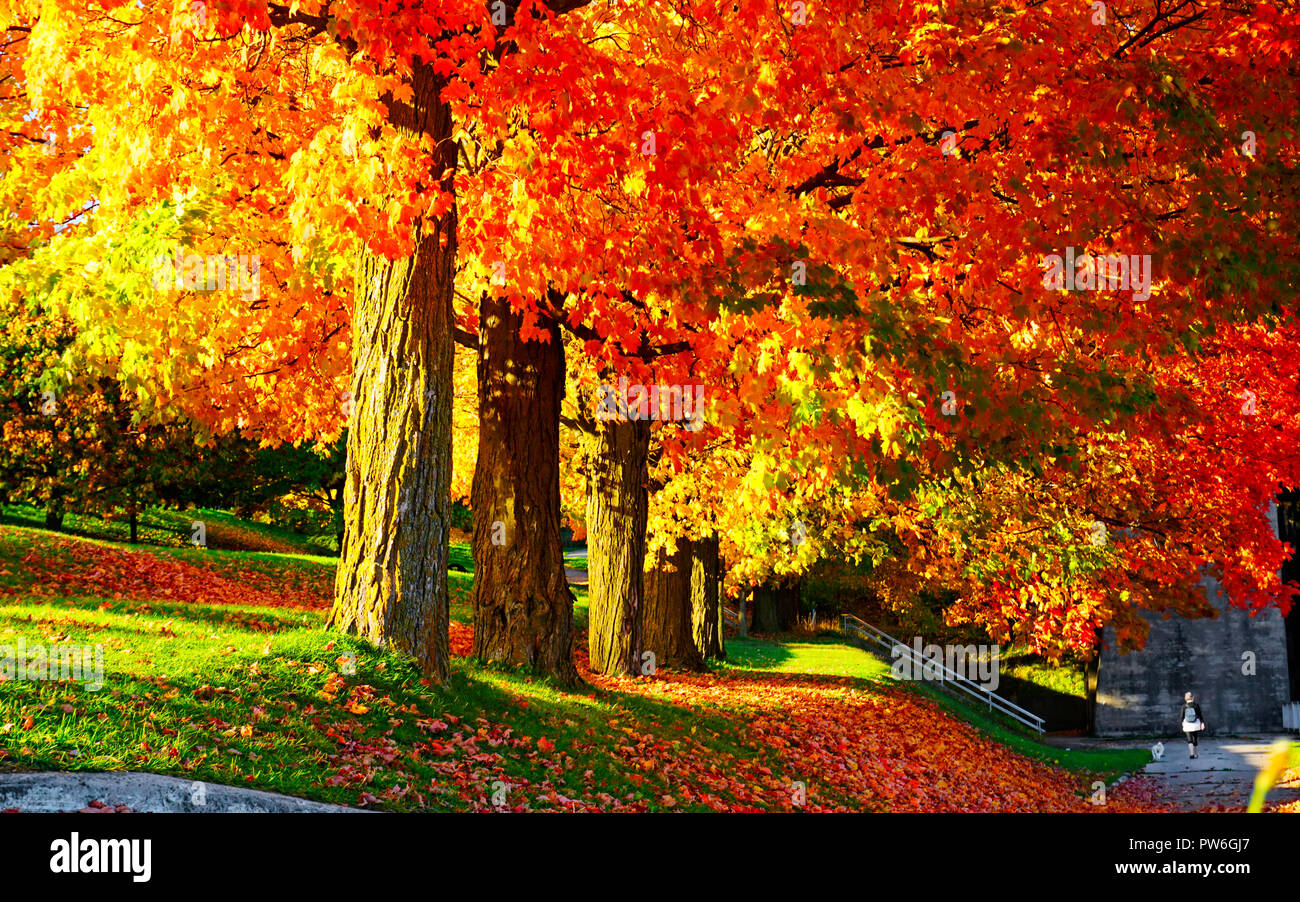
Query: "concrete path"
1141 737 1300 811
1044 735 1300 811
0 772 358 813
564 547 588 586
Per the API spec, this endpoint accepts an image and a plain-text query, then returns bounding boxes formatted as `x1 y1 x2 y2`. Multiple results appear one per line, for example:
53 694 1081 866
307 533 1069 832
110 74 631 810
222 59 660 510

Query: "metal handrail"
840 613 1046 735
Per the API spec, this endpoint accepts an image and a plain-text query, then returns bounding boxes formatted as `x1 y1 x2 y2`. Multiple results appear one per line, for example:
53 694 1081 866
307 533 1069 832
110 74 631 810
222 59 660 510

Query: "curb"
0 772 361 813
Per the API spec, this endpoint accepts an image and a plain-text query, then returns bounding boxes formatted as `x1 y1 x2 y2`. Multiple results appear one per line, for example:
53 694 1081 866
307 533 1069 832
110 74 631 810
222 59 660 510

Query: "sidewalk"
1041 736 1300 811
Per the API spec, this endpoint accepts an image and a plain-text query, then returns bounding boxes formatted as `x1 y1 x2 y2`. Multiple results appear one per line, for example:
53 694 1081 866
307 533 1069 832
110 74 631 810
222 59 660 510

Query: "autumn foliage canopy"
1 0 1298 675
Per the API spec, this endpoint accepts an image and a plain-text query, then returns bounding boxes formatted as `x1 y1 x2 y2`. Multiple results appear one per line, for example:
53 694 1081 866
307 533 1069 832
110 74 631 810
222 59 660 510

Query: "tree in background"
3 0 1299 684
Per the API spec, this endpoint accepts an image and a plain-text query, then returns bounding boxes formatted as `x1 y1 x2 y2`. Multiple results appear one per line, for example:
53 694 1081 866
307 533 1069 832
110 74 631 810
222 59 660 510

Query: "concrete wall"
1095 504 1292 736
1095 584 1291 736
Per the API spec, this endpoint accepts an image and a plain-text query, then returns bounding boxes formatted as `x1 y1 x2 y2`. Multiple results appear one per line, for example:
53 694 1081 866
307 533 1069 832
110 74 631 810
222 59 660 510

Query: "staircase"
839 613 1046 735
722 605 742 634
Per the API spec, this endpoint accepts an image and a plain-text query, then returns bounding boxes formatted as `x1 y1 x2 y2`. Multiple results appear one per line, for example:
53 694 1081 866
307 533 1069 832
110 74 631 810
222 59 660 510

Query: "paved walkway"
1045 735 1300 811
0 772 358 813
565 547 588 586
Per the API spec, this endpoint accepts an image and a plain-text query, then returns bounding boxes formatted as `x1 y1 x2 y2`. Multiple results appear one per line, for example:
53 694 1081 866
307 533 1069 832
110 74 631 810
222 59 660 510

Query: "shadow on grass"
724 637 798 670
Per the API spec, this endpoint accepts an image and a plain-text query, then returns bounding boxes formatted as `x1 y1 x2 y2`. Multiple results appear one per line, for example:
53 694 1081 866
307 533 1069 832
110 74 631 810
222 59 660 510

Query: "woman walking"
1181 691 1206 759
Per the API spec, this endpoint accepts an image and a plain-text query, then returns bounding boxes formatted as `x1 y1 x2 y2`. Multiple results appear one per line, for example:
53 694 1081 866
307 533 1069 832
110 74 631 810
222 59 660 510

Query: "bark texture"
643 541 705 671
471 294 577 685
690 534 725 659
329 60 456 682
585 418 651 675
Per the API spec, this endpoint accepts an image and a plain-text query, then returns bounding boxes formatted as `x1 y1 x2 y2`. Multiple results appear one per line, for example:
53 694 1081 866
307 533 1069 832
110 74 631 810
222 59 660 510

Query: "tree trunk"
751 579 799 633
690 534 725 659
751 585 779 633
128 507 138 545
1084 647 1100 735
585 417 651 675
643 541 704 671
328 60 456 682
471 294 577 685
781 578 801 629
44 507 63 531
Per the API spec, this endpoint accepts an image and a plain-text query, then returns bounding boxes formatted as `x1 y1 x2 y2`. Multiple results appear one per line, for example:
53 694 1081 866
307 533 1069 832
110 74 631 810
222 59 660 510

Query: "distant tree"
0 292 205 537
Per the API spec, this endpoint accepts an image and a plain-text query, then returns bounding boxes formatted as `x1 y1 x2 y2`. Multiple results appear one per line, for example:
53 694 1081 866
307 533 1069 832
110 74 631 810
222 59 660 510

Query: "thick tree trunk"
471 294 577 685
329 60 456 682
585 418 651 675
690 534 725 659
128 507 138 545
643 541 704 671
44 507 63 531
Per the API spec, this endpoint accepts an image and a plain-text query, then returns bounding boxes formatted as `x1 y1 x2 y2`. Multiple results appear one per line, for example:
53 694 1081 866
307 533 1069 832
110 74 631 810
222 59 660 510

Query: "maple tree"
628 0 1300 664
1 0 1298 687
448 0 774 678
1 0 584 681
0 290 268 542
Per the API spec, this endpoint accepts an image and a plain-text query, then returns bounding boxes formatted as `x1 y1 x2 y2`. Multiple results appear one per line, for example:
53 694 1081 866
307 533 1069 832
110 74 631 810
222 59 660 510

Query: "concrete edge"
0 771 362 813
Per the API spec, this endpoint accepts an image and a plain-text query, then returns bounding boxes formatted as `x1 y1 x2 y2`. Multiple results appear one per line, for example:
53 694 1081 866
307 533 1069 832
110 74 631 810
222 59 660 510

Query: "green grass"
723 636 893 682
1001 649 1086 697
0 593 762 810
188 508 337 556
0 504 195 548
448 543 474 573
0 524 750 810
0 517 1151 810
0 503 336 557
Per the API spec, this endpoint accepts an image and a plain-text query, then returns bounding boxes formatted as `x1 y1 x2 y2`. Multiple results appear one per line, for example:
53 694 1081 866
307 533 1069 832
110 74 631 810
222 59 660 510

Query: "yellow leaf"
622 171 647 197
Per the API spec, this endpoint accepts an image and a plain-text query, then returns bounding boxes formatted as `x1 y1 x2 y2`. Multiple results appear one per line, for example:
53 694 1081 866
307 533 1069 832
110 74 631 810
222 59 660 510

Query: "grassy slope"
725 637 1146 780
0 503 336 557
0 532 747 810
0 515 1154 811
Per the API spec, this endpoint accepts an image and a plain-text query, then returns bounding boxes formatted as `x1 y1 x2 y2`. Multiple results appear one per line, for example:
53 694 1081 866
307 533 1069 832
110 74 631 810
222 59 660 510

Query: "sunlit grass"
0 518 1150 809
